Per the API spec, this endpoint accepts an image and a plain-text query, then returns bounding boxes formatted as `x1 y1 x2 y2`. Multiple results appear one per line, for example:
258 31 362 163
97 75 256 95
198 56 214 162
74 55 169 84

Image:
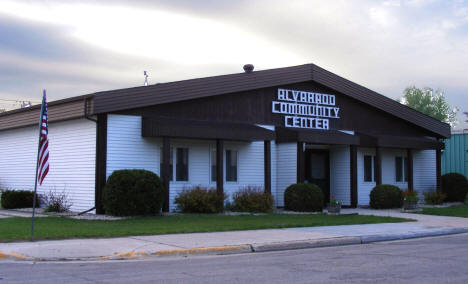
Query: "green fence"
442 131 468 179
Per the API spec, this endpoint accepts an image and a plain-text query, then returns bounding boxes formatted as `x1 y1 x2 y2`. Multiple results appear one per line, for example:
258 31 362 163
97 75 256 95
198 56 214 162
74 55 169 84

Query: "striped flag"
37 91 49 185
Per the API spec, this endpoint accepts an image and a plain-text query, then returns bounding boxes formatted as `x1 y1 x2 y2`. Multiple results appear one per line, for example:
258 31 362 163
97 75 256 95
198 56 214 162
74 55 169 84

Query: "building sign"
272 88 340 130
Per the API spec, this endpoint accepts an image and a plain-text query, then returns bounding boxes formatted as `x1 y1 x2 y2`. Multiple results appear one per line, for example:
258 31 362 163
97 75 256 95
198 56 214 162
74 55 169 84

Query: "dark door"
305 149 330 204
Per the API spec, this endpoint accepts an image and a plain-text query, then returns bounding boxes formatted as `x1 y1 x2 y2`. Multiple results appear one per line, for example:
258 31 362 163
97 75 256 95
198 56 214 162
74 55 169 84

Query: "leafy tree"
0 108 5 113
400 86 458 127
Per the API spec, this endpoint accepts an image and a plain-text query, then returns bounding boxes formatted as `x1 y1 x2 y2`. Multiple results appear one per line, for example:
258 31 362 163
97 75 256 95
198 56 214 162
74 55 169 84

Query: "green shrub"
370 184 403 209
41 190 72 213
175 186 226 213
441 173 468 202
1 190 38 209
423 191 446 205
102 169 164 216
403 190 419 203
231 186 274 213
284 183 324 212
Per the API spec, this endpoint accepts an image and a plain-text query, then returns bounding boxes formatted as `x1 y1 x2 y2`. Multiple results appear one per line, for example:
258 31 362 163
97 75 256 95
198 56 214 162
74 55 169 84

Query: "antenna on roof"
144 71 149 86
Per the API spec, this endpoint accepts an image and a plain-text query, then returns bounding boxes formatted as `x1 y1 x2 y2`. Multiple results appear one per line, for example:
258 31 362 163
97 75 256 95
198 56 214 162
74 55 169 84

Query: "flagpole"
31 89 46 241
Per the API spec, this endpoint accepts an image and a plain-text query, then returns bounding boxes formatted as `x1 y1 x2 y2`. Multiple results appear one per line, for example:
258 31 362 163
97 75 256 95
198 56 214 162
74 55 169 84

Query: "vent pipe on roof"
144 71 149 86
243 64 254 73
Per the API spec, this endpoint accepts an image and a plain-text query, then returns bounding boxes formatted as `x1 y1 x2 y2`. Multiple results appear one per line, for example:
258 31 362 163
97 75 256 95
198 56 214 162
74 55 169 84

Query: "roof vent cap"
243 64 254 73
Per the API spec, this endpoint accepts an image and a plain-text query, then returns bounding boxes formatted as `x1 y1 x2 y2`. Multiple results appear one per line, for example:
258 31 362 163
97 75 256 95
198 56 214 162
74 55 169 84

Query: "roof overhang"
276 127 360 145
358 132 444 150
142 117 275 141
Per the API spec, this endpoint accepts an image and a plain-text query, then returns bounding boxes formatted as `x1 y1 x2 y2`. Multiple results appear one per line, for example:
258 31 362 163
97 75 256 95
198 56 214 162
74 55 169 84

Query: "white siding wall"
0 119 96 212
357 147 376 206
381 148 409 190
106 115 160 178
276 143 297 207
329 145 350 206
106 115 268 211
413 150 437 195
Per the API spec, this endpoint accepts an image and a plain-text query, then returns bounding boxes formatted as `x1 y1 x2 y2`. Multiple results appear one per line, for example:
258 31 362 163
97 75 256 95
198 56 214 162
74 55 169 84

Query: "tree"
0 108 5 113
400 86 458 127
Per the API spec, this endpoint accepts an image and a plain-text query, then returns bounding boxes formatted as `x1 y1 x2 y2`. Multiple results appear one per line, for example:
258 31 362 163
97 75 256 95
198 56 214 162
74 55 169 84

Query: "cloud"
0 0 467 129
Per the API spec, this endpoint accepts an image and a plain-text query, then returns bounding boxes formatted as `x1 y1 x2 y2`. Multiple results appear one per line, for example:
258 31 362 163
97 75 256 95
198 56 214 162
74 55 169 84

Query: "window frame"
395 156 408 183
209 147 239 183
175 147 189 182
159 147 173 181
363 155 374 182
225 149 238 183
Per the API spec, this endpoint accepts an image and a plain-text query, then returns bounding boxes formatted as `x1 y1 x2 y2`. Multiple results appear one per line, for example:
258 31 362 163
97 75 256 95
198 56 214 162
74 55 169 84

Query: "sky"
0 0 467 129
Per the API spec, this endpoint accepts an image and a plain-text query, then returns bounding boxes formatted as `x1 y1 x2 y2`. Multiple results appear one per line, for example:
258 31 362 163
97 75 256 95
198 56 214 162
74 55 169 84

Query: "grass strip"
421 205 468 218
0 213 411 242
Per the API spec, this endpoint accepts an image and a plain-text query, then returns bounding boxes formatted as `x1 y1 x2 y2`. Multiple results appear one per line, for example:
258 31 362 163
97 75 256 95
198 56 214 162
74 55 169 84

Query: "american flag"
37 91 49 185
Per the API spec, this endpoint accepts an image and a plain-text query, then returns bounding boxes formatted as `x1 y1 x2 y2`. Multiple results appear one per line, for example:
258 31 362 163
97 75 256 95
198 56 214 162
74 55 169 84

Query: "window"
364 155 378 182
226 150 238 182
395 156 408 182
176 148 189 181
211 150 217 182
160 147 173 181
364 155 373 182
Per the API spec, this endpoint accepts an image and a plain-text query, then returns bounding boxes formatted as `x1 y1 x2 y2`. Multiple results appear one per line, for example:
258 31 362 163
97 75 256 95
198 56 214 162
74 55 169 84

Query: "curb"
3 229 468 262
0 250 29 261
251 237 361 252
360 228 468 244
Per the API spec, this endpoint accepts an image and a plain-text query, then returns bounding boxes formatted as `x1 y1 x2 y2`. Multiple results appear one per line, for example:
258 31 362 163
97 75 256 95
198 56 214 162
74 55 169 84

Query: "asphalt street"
2 233 468 284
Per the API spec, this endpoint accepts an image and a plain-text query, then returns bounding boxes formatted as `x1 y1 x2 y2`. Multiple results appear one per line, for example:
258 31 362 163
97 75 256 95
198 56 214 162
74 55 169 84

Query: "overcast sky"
1 0 467 129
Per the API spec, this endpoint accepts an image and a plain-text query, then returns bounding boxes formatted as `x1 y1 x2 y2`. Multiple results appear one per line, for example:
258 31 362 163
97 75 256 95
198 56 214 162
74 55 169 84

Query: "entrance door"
305 149 330 204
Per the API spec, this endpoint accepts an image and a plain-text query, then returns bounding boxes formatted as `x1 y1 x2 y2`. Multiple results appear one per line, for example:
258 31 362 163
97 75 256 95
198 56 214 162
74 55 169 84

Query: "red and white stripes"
37 93 49 185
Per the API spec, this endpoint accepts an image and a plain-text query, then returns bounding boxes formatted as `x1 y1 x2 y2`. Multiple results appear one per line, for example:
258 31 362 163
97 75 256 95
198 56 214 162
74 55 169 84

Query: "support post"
407 148 414 191
350 145 358 208
436 148 442 193
95 114 107 214
297 141 305 183
162 137 170 212
216 139 224 196
264 140 271 194
375 147 382 185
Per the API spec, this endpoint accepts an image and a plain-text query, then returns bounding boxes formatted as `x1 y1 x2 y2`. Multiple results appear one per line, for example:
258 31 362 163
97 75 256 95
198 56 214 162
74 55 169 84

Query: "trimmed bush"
231 186 274 213
1 190 38 209
370 184 403 209
175 186 226 213
41 190 73 213
102 169 164 216
441 173 468 202
284 183 324 212
423 191 446 205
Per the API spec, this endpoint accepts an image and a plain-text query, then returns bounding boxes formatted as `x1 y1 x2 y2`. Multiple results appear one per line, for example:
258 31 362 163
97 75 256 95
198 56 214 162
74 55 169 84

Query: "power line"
0 98 41 103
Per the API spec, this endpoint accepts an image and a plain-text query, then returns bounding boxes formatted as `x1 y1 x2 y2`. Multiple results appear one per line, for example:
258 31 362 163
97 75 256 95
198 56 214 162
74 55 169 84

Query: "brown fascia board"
0 94 91 118
311 65 451 138
91 63 449 138
91 64 314 114
1 63 448 138
0 95 92 131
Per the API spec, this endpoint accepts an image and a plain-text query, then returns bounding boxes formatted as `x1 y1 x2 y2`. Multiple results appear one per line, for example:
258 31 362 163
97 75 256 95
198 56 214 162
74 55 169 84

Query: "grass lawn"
421 205 468 218
0 213 411 242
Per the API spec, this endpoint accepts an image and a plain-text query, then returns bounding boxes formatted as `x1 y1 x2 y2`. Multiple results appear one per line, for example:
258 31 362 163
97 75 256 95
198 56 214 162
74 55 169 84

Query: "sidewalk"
1 208 468 261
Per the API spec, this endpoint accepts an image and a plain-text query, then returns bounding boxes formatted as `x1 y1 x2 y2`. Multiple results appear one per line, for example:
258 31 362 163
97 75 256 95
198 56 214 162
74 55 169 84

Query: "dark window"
160 147 173 181
364 155 373 182
373 156 377 182
226 150 238 182
176 148 188 181
395 156 408 182
395 157 403 182
211 150 216 182
404 157 408 182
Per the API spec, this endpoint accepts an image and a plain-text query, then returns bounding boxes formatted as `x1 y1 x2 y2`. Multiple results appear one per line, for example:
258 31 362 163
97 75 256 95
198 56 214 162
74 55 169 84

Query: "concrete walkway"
1 208 468 261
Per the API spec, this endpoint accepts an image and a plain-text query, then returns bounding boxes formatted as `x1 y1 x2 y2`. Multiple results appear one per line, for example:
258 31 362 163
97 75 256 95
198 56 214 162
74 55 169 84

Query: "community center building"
0 64 450 213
